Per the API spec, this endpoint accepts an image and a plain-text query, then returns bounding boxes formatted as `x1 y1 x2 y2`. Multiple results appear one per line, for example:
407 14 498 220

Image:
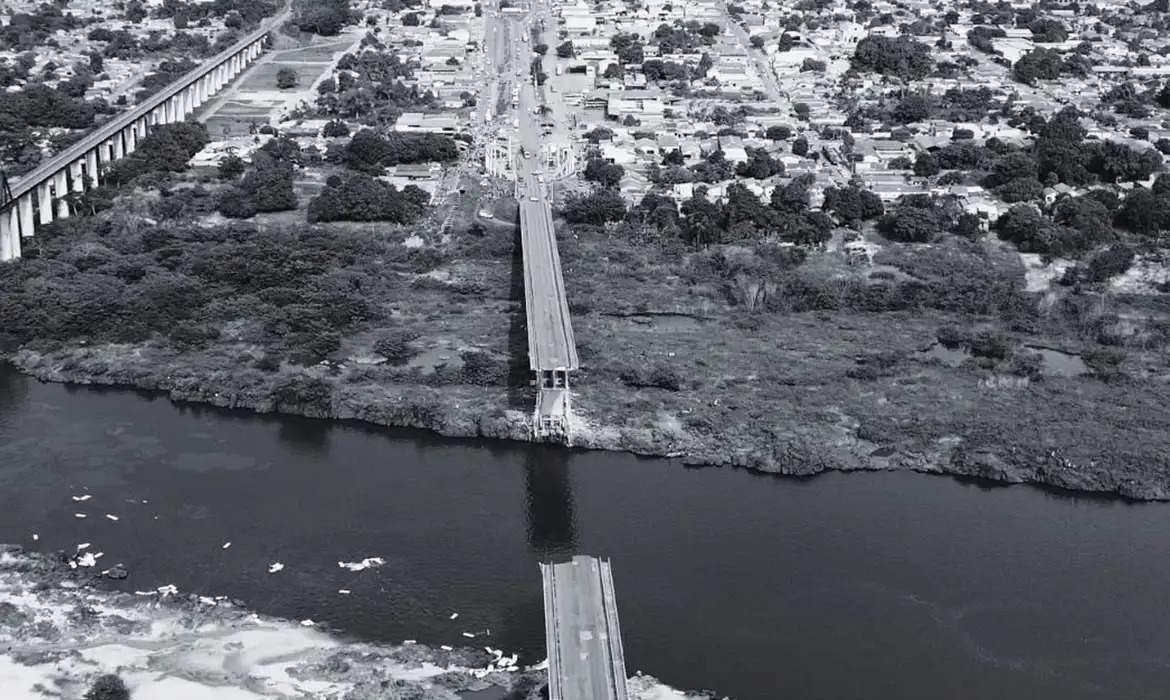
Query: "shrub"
322 119 349 138
373 330 419 365
460 350 507 385
85 675 129 700
218 154 245 179
276 67 299 89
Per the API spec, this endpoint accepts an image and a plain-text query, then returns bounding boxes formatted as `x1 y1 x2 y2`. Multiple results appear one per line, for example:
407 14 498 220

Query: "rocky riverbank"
0 544 702 700
9 334 1170 501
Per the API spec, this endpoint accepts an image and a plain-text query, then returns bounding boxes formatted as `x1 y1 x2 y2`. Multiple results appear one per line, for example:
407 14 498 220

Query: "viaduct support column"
85 149 99 183
125 125 137 154
53 171 70 219
0 209 20 262
37 183 53 225
69 160 85 193
18 194 34 238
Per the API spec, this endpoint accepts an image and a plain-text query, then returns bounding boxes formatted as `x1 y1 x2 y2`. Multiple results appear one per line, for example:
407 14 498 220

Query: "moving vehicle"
522 148 532 158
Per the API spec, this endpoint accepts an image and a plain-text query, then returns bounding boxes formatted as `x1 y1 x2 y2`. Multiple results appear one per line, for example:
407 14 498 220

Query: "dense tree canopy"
850 35 933 80
308 173 430 222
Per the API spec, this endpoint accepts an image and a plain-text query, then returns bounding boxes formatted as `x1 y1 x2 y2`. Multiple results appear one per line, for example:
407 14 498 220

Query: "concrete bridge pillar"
18 194 34 239
53 171 70 219
124 126 137 155
37 183 52 225
100 140 113 166
0 208 20 261
85 149 99 183
112 132 125 160
69 160 85 193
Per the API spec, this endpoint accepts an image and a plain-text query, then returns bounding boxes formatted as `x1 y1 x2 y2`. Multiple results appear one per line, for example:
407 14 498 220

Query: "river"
1 365 1168 700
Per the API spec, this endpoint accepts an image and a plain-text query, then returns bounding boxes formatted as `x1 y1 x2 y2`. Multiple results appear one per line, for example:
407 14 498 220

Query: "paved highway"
509 8 578 372
541 557 629 700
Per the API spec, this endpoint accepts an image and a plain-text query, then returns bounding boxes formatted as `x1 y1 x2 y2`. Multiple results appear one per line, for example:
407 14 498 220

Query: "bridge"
502 6 579 442
540 556 630 700
0 6 292 261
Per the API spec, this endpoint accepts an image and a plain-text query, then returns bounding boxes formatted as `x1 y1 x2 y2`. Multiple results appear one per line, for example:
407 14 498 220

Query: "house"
395 112 460 134
394 163 442 180
606 90 665 121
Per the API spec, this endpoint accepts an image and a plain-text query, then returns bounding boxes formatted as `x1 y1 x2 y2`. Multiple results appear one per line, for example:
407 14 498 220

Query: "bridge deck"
540 556 628 700
519 198 578 372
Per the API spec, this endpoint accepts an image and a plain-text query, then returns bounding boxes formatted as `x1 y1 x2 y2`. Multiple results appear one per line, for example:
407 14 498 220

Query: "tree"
892 94 930 124
1013 48 1063 85
750 35 765 49
322 119 349 137
603 63 623 79
561 188 626 224
218 153 245 179
791 136 809 157
913 152 940 177
800 58 826 72
823 184 884 223
295 0 356 35
276 67 299 89
878 205 941 243
583 157 624 188
534 42 548 56
765 125 792 141
850 35 933 80
217 186 258 218
308 173 430 222
556 40 574 58
402 11 419 25
85 675 129 700
736 147 785 179
243 163 298 212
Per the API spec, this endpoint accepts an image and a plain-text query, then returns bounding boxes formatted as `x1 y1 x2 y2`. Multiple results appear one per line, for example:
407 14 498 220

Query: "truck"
555 65 563 76
513 118 520 128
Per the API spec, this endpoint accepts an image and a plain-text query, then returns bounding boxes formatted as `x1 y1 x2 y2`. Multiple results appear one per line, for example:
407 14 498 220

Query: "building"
395 112 460 134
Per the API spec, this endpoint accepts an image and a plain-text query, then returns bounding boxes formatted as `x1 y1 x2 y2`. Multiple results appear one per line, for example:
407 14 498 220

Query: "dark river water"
2 366 1169 700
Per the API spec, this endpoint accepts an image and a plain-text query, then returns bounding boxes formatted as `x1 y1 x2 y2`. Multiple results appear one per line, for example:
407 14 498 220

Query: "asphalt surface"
504 4 578 372
542 557 628 700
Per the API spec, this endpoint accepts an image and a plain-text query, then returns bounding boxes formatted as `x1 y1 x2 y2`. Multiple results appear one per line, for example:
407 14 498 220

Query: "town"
3 0 1170 698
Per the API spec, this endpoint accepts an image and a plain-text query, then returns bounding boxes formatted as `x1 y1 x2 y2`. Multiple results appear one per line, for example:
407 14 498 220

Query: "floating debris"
198 596 217 606
449 612 459 620
268 562 284 574
70 552 103 569
31 534 38 541
105 514 119 521
222 542 232 549
338 557 384 572
156 584 179 597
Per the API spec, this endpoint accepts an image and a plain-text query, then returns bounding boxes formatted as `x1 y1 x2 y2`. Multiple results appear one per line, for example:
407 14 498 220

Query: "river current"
1 365 1168 700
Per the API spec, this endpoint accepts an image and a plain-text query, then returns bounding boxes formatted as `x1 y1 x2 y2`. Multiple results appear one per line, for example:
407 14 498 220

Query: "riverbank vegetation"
555 171 1170 497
